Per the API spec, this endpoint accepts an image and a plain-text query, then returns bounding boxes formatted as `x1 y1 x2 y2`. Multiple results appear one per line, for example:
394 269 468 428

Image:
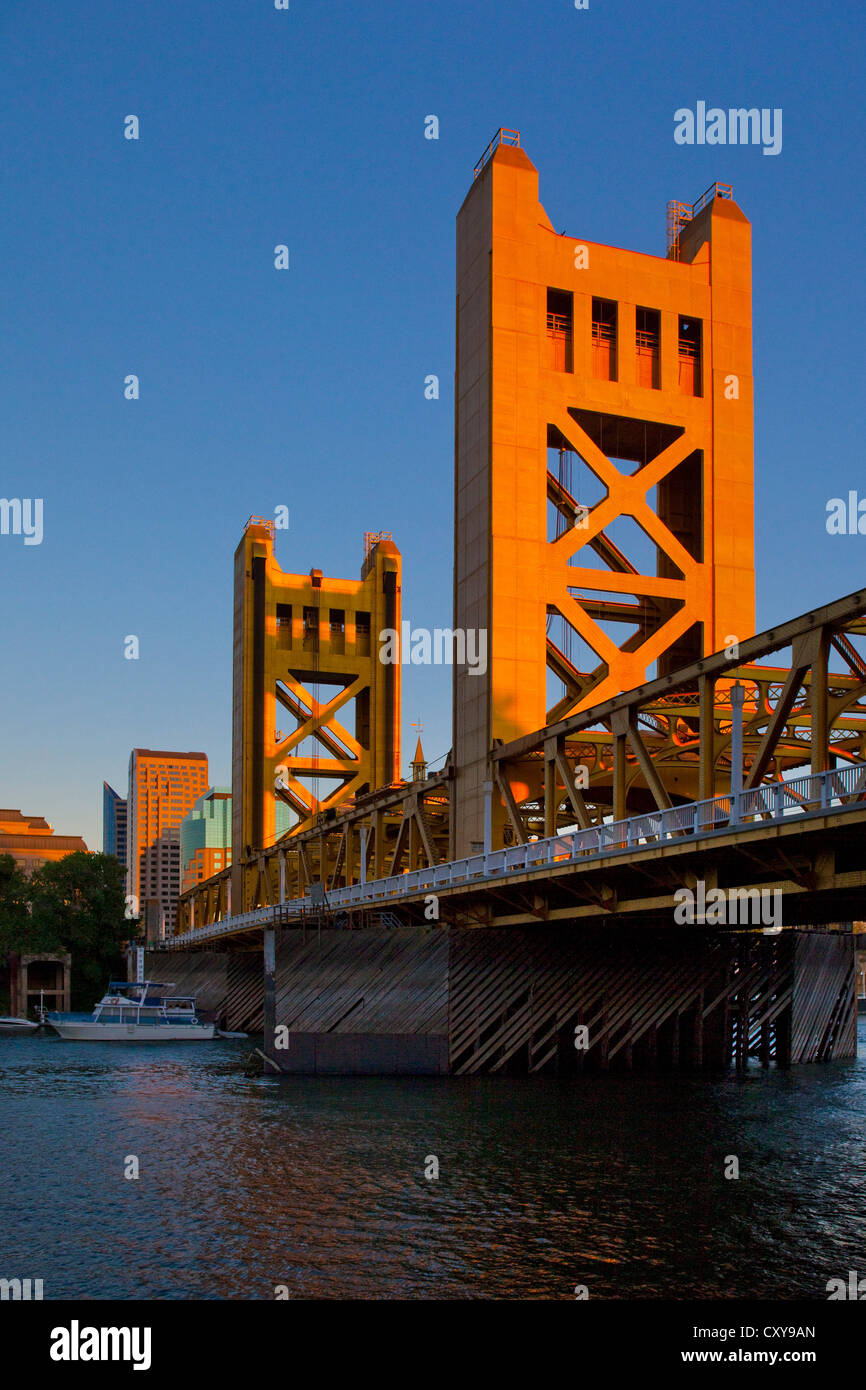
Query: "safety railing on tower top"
474 128 520 179
363 530 393 558
165 764 866 947
666 182 734 259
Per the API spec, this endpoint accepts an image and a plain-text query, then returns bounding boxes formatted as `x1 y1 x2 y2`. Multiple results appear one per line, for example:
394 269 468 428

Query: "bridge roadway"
164 765 866 947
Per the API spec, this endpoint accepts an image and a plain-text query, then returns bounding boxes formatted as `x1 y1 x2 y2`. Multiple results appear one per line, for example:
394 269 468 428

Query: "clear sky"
1 0 863 850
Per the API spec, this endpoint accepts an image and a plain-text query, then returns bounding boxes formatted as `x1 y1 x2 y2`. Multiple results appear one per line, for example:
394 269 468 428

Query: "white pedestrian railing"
165 765 866 947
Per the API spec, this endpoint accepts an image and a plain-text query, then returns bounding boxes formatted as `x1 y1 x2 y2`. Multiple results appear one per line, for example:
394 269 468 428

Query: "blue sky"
1 0 864 849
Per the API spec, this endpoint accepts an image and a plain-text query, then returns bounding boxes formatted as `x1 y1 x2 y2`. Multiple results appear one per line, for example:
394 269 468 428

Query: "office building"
102 782 127 867
126 749 209 941
0 810 88 875
180 787 232 893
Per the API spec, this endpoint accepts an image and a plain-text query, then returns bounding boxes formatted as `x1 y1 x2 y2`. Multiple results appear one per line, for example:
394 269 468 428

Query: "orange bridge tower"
452 130 755 856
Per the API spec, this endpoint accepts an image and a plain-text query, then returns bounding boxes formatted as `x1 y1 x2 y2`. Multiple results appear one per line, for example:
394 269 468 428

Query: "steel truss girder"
495 588 866 843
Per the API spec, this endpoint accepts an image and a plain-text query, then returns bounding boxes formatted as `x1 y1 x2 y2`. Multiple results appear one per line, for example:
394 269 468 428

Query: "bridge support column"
544 755 557 838
483 781 493 854
263 925 279 1072
698 674 716 802
810 630 830 775
612 723 627 821
730 682 745 821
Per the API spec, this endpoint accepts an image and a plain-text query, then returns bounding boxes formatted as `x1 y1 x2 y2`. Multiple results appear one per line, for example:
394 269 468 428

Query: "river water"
1 1023 864 1300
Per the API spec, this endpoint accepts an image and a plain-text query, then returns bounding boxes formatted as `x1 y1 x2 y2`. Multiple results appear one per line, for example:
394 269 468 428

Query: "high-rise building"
126 749 209 941
102 782 127 867
0 810 87 875
180 790 293 894
180 787 232 893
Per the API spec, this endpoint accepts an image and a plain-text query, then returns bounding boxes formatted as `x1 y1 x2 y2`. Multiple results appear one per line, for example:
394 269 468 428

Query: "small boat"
217 1029 248 1040
48 980 216 1041
0 1016 39 1035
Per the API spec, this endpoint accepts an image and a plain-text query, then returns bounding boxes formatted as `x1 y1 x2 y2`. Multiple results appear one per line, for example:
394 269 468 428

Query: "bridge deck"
167 766 866 946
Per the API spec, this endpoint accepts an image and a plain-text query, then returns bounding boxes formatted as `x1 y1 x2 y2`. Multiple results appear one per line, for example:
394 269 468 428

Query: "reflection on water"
1 1024 864 1300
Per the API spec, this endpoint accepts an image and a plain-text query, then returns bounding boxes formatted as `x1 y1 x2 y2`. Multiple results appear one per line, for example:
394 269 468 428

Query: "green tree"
28 852 131 1007
0 853 33 1008
0 853 33 954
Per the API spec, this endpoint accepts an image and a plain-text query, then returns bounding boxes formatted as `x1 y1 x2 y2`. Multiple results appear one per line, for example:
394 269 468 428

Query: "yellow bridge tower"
231 519 401 913
452 131 755 856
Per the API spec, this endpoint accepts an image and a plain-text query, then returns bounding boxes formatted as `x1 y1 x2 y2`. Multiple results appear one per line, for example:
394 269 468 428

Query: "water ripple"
0 1027 863 1298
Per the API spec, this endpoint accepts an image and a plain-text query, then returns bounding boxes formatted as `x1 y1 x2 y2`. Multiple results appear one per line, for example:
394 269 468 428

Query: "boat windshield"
90 981 201 1023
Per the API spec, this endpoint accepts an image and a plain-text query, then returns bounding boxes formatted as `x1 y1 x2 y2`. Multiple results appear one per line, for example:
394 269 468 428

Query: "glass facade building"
102 782 127 867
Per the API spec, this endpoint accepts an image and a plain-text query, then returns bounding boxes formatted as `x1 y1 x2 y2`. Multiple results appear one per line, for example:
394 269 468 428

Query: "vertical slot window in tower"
635 307 660 389
329 608 345 656
302 605 319 651
678 316 702 396
276 603 292 648
546 288 573 372
355 687 370 751
591 298 617 380
355 610 371 657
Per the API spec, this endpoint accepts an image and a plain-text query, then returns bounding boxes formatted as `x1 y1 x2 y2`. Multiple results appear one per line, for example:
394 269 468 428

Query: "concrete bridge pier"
150 924 856 1075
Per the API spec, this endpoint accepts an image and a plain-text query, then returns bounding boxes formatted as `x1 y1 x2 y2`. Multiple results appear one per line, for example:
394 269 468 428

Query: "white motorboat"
48 980 216 1041
0 1016 39 1035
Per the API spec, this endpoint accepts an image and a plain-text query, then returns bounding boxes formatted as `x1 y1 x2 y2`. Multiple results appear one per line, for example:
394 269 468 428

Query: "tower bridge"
154 131 863 1075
